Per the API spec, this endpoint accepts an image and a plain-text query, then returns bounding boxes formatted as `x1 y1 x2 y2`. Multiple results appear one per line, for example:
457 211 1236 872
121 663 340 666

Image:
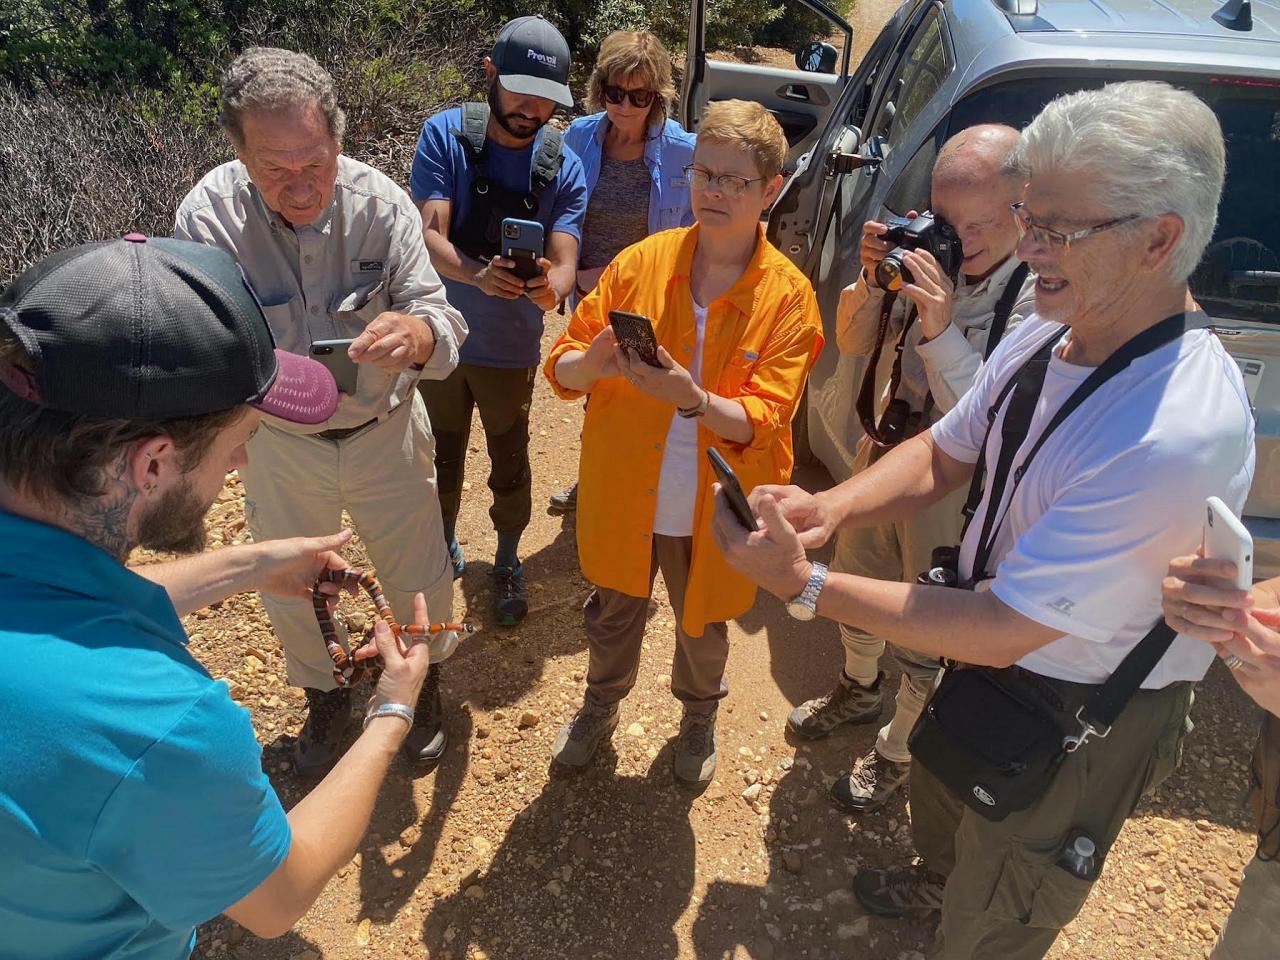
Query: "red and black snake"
312 567 473 688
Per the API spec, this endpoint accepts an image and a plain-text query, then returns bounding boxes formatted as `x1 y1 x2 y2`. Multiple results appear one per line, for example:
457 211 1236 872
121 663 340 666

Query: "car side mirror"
795 41 839 74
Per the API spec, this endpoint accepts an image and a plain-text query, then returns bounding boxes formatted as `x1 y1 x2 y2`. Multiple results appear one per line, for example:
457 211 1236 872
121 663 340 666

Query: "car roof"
945 0 1280 90
1000 0 1280 42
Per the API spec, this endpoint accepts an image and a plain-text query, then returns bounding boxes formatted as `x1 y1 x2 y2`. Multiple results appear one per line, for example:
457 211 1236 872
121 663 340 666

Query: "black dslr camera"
874 212 964 292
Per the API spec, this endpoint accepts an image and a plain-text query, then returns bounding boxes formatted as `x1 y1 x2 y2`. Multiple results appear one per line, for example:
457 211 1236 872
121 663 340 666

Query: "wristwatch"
786 562 829 621
677 387 709 419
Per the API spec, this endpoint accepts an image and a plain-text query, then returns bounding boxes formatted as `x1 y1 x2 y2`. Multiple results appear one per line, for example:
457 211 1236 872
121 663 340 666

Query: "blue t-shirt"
410 106 588 368
0 512 292 960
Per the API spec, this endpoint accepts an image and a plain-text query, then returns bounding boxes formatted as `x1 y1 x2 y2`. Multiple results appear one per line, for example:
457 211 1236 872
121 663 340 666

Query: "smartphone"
707 448 760 531
1204 495 1253 590
309 338 358 396
501 218 545 282
608 310 662 367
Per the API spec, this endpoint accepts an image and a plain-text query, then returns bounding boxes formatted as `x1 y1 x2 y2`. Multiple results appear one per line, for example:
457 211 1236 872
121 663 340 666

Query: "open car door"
680 0 854 172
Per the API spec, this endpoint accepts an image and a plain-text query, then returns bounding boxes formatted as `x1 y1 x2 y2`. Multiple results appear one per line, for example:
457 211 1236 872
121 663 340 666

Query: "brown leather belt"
315 416 378 441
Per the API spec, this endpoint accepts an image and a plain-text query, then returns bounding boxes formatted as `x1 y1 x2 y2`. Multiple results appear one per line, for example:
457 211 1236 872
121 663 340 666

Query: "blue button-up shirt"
0 511 291 960
564 114 697 238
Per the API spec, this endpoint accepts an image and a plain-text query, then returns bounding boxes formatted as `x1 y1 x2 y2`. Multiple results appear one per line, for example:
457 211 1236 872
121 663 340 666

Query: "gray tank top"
580 154 652 269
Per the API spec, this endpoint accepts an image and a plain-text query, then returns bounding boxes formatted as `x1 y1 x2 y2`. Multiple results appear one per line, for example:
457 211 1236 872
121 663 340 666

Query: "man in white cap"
412 15 588 628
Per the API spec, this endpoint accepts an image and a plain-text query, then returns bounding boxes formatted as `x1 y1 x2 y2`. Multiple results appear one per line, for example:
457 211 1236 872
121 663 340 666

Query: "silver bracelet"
363 702 415 731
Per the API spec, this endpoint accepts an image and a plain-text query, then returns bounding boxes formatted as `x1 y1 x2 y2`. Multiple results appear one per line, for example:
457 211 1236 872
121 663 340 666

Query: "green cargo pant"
910 677 1193 960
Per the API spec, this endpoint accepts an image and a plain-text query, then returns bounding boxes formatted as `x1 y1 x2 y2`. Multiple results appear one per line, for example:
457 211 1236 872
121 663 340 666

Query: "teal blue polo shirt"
0 511 291 959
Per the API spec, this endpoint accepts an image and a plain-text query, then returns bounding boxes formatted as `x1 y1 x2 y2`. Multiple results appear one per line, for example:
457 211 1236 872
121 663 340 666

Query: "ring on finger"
1223 653 1244 670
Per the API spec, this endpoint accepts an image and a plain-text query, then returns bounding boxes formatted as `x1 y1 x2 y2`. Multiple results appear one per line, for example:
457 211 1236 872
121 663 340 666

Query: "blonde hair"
696 100 787 179
586 31 676 129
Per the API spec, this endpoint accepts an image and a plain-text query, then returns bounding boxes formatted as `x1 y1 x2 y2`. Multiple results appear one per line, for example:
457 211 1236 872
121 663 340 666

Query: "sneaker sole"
786 703 883 740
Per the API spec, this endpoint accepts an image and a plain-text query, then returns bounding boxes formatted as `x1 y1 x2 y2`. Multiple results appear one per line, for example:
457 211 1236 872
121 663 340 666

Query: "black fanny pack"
907 312 1200 821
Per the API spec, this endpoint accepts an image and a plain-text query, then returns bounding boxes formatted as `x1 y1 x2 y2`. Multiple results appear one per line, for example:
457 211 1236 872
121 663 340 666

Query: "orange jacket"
544 224 824 636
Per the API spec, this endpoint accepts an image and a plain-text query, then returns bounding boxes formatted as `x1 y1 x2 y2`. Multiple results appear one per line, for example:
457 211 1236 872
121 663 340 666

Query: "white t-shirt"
654 302 709 536
932 315 1255 687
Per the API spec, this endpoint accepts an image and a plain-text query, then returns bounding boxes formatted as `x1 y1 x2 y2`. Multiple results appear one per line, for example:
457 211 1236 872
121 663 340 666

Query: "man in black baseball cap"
411 15 587 631
0 236 442 959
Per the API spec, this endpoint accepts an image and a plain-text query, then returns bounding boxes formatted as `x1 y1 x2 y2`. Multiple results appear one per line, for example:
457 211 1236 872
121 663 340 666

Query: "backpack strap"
984 262 1032 361
450 101 491 171
529 125 564 195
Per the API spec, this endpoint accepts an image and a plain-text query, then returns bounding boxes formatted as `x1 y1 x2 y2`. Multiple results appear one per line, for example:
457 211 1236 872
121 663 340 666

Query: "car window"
869 9 950 149
882 130 940 216
949 74 1280 326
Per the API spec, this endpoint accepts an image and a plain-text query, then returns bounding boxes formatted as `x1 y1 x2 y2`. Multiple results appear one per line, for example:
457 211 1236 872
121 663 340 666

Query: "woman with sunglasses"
549 31 696 515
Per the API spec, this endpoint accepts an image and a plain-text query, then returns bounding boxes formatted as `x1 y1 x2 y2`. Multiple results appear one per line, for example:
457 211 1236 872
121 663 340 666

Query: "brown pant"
912 678 1193 960
584 535 728 712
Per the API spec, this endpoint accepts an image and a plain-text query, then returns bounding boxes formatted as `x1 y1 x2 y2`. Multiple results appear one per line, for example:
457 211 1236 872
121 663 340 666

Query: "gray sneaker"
787 671 886 739
673 707 718 785
551 697 619 767
831 746 912 813
852 863 945 918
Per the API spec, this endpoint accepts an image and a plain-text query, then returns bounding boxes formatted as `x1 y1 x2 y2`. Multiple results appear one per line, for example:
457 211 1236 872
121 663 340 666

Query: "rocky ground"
175 313 1263 960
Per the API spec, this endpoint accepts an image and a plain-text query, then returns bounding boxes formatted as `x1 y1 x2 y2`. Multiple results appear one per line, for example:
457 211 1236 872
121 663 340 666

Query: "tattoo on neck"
67 459 137 561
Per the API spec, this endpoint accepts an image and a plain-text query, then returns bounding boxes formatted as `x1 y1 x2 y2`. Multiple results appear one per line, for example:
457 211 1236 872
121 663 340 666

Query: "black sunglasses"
603 84 656 108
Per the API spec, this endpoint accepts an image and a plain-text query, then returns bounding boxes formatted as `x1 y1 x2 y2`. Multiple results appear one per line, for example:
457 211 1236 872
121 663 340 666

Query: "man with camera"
714 82 1253 958
176 49 468 775
412 15 588 627
787 124 1035 820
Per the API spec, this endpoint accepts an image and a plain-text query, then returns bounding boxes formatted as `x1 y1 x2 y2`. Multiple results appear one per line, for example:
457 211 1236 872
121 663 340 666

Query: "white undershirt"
654 301 708 536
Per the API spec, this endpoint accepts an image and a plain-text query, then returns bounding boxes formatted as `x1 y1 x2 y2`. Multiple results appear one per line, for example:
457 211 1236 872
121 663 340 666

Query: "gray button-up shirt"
175 155 467 433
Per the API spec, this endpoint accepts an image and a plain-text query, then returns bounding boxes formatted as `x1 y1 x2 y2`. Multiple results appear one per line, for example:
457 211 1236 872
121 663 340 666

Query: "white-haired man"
176 48 468 775
789 124 1035 816
714 81 1253 958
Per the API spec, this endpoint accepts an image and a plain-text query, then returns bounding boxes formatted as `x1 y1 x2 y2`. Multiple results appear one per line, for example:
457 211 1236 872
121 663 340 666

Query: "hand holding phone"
502 218 545 282
708 448 760 531
1204 496 1253 590
608 310 662 368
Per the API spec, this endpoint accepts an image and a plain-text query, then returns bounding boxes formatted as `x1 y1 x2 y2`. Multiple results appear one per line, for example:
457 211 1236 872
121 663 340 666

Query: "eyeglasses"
1010 201 1142 253
603 84 656 108
683 164 765 199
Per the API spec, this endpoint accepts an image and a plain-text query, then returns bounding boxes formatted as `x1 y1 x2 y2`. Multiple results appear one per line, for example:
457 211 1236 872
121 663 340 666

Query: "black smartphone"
501 217 545 282
309 338 358 395
707 448 759 531
608 309 662 367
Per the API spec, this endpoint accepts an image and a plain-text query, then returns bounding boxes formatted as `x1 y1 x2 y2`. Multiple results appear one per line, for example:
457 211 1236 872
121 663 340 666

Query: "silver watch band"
363 702 415 731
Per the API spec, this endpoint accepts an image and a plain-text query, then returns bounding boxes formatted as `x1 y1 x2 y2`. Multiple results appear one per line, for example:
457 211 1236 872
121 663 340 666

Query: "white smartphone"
1204 496 1253 590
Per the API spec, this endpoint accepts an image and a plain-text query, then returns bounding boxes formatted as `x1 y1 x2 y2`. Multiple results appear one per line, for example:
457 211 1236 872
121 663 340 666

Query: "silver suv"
685 0 1280 573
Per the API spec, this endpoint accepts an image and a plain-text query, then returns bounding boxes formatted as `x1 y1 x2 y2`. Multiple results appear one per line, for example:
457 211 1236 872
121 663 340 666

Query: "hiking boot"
673 707 719 785
551 696 619 767
402 663 447 765
787 671 886 739
831 747 912 813
294 686 354 777
852 863 946 918
448 539 466 580
492 563 528 625
548 483 578 514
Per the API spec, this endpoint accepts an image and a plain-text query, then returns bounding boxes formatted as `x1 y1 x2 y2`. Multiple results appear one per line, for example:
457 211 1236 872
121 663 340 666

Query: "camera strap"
959 310 1203 741
983 262 1031 361
856 292 918 447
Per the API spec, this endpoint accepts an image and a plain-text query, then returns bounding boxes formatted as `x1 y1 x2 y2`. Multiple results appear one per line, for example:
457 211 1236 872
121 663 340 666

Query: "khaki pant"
910 679 1193 960
240 393 455 691
1214 854 1280 959
584 535 728 712
831 440 965 762
417 363 537 537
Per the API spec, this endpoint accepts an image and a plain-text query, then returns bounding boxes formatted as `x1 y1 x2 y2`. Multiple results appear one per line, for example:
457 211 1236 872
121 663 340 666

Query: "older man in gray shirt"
176 48 467 775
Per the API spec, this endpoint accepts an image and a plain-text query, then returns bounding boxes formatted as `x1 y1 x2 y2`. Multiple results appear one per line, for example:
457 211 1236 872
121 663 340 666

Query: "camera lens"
504 223 518 238
875 252 909 292
315 347 332 355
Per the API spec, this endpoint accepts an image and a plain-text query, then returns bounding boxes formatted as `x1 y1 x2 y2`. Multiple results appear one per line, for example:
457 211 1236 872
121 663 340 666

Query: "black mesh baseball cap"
0 234 337 423
491 15 573 108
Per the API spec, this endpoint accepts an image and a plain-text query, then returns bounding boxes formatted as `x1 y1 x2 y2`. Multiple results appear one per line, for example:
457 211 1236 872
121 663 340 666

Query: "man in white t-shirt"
712 81 1254 959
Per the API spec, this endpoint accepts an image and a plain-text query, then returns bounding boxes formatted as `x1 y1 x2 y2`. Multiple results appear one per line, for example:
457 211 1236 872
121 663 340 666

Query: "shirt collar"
957 253 1022 298
672 222 772 315
0 510 187 645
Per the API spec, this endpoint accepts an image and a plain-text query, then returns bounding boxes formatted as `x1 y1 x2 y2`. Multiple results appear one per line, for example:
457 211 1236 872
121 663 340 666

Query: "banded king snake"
312 567 474 688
